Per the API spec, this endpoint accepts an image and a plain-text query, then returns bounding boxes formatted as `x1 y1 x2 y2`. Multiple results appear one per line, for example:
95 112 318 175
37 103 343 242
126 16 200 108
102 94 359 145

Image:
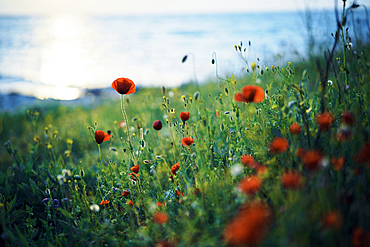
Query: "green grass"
1 3 370 246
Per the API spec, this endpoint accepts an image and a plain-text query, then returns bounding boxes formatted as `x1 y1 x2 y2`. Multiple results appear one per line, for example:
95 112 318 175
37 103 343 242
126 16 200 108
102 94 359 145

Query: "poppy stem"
120 94 137 165
98 144 104 167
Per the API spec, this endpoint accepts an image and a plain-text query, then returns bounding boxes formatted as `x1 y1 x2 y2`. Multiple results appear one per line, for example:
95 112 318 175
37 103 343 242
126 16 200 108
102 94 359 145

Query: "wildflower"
171 162 180 175
122 191 130 196
175 190 184 197
130 165 140 174
100 199 110 206
351 227 369 247
251 62 257 71
240 85 265 103
316 112 334 131
280 170 303 189
153 212 169 224
337 125 352 142
127 200 134 206
241 155 256 168
181 137 194 146
269 137 289 154
179 112 190 122
342 111 355 126
112 77 136 95
230 164 243 177
238 175 263 195
95 130 111 144
193 188 201 196
296 148 306 158
331 157 344 171
302 150 323 170
322 211 343 229
354 143 370 165
42 198 50 203
289 122 302 135
119 120 126 128
156 202 165 207
90 204 100 212
255 165 268 176
153 120 163 130
223 201 270 246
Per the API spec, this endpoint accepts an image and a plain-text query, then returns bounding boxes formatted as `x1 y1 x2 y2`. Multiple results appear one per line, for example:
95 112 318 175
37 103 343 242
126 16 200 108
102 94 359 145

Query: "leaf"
15 225 29 247
57 208 73 219
7 195 16 213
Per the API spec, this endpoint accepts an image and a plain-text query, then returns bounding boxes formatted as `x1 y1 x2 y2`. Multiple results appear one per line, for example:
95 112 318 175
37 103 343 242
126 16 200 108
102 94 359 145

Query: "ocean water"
0 10 368 100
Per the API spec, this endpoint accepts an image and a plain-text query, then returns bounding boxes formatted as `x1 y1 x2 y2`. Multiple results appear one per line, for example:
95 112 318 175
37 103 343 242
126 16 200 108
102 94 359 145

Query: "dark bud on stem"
182 55 188 63
211 59 215 64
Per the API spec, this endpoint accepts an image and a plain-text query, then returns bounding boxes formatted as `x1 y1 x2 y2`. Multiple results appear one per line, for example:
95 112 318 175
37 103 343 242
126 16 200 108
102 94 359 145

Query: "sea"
0 9 369 104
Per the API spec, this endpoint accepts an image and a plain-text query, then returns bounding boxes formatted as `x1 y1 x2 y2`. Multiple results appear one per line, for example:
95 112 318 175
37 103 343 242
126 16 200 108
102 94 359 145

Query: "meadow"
1 2 370 246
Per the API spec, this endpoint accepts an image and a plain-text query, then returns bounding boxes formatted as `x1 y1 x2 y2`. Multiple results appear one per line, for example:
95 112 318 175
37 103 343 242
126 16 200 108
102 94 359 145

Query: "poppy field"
1 2 370 246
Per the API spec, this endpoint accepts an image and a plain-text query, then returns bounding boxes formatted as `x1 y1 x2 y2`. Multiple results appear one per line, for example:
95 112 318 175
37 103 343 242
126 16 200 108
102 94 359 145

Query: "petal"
253 86 265 103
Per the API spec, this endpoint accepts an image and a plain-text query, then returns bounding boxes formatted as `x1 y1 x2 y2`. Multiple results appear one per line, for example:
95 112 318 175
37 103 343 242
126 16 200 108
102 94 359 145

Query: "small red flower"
171 162 180 175
281 170 303 189
181 137 194 146
241 85 265 103
153 211 169 224
354 143 370 165
296 148 306 158
112 77 136 95
122 191 130 196
269 137 289 154
175 190 184 197
342 111 355 126
100 199 110 206
331 157 344 171
351 227 369 247
238 175 263 195
289 122 302 135
127 200 134 206
241 154 256 168
153 120 163 130
130 165 140 174
156 202 165 207
95 130 111 144
179 112 190 121
302 150 323 170
322 211 343 229
316 112 334 131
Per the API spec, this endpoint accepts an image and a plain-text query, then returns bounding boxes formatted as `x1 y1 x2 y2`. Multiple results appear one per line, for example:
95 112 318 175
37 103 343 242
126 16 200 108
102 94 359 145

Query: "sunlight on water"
38 16 95 89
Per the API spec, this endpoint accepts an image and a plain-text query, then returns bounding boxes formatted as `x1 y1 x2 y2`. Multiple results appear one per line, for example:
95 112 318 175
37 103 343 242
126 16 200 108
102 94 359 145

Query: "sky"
0 0 348 16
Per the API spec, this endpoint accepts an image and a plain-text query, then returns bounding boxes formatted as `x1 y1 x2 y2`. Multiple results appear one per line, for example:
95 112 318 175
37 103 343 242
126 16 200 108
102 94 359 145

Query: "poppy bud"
153 120 162 130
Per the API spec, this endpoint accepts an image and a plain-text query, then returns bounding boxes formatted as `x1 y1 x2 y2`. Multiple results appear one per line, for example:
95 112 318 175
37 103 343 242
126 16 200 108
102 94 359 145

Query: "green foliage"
1 3 370 246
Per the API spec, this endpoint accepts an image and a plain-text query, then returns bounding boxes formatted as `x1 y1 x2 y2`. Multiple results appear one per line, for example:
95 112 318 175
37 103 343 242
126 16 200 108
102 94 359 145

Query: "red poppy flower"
95 130 111 144
289 122 302 135
316 112 334 131
223 201 270 246
322 211 343 229
112 77 136 95
122 191 130 196
351 227 369 247
179 112 190 121
153 120 163 130
234 93 245 102
238 175 263 195
241 154 256 168
153 211 169 224
281 170 303 189
100 199 110 206
302 150 323 170
127 200 134 206
175 190 184 197
181 137 194 146
130 165 140 174
342 111 355 126
354 143 370 165
331 157 344 171
241 85 265 103
171 162 180 175
156 202 165 207
296 148 306 158
269 137 289 154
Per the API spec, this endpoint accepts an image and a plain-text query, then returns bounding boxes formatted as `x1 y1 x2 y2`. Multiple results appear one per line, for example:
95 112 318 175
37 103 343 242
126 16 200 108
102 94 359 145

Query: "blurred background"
0 0 368 109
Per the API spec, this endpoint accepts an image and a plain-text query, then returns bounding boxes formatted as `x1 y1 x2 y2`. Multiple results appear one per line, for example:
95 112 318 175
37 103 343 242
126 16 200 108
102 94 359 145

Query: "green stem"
121 94 137 165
